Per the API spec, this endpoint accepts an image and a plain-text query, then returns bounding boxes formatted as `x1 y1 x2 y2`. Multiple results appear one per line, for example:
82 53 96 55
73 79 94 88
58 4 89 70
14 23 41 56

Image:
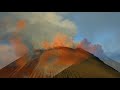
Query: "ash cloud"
0 12 77 49
10 12 77 49
77 38 105 58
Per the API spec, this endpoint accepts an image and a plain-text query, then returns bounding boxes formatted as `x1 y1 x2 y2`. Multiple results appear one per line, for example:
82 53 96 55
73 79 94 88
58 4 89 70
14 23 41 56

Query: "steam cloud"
77 38 105 58
10 12 77 49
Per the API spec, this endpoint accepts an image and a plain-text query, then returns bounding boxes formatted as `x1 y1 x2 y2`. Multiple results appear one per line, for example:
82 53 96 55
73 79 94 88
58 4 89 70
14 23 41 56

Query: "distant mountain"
0 47 120 78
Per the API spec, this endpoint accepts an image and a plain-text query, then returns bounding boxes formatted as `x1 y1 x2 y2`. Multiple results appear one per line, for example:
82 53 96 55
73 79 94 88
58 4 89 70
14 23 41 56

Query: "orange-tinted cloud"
16 20 26 31
41 33 74 49
76 38 104 57
9 37 29 57
51 33 68 48
41 41 51 49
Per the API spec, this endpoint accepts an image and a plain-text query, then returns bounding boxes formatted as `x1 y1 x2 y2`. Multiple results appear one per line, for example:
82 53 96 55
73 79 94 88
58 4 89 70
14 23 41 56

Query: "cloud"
41 33 74 49
9 37 29 57
8 12 77 49
77 38 105 58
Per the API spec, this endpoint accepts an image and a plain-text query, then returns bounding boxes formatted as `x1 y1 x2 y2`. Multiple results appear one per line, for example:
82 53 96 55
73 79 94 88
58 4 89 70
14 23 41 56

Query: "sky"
63 12 120 53
0 12 120 68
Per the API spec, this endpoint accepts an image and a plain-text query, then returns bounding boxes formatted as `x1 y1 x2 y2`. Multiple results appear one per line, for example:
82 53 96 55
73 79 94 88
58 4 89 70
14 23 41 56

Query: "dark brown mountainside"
0 47 120 78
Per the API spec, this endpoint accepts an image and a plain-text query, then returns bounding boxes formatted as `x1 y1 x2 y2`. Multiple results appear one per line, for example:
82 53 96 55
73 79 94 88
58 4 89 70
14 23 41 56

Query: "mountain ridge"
0 47 119 78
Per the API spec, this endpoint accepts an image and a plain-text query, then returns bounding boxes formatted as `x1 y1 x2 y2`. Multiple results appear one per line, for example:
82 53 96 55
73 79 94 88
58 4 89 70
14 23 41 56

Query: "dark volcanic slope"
0 54 29 78
0 47 91 78
10 50 44 78
54 56 120 78
29 47 92 78
0 47 120 78
0 50 43 78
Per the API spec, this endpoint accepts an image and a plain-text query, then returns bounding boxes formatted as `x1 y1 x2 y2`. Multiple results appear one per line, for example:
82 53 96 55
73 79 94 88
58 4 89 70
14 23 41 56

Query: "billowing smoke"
0 12 77 49
9 37 29 57
0 17 34 68
41 33 74 49
10 12 77 49
76 38 105 58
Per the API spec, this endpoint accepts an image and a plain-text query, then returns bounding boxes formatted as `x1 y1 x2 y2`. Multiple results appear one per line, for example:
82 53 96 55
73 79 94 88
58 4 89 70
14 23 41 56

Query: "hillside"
103 59 120 72
54 56 120 78
0 54 29 78
0 47 120 78
30 47 92 78
0 50 43 78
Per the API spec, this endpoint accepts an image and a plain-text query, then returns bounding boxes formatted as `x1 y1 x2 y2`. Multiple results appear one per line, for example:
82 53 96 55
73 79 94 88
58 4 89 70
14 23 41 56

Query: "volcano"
0 47 120 78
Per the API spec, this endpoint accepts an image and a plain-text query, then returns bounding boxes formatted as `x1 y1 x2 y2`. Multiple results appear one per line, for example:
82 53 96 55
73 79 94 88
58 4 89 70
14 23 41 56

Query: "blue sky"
62 12 120 53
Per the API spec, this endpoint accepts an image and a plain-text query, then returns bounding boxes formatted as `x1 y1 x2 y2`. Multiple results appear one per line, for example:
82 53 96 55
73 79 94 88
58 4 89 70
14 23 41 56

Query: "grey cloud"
9 12 77 49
